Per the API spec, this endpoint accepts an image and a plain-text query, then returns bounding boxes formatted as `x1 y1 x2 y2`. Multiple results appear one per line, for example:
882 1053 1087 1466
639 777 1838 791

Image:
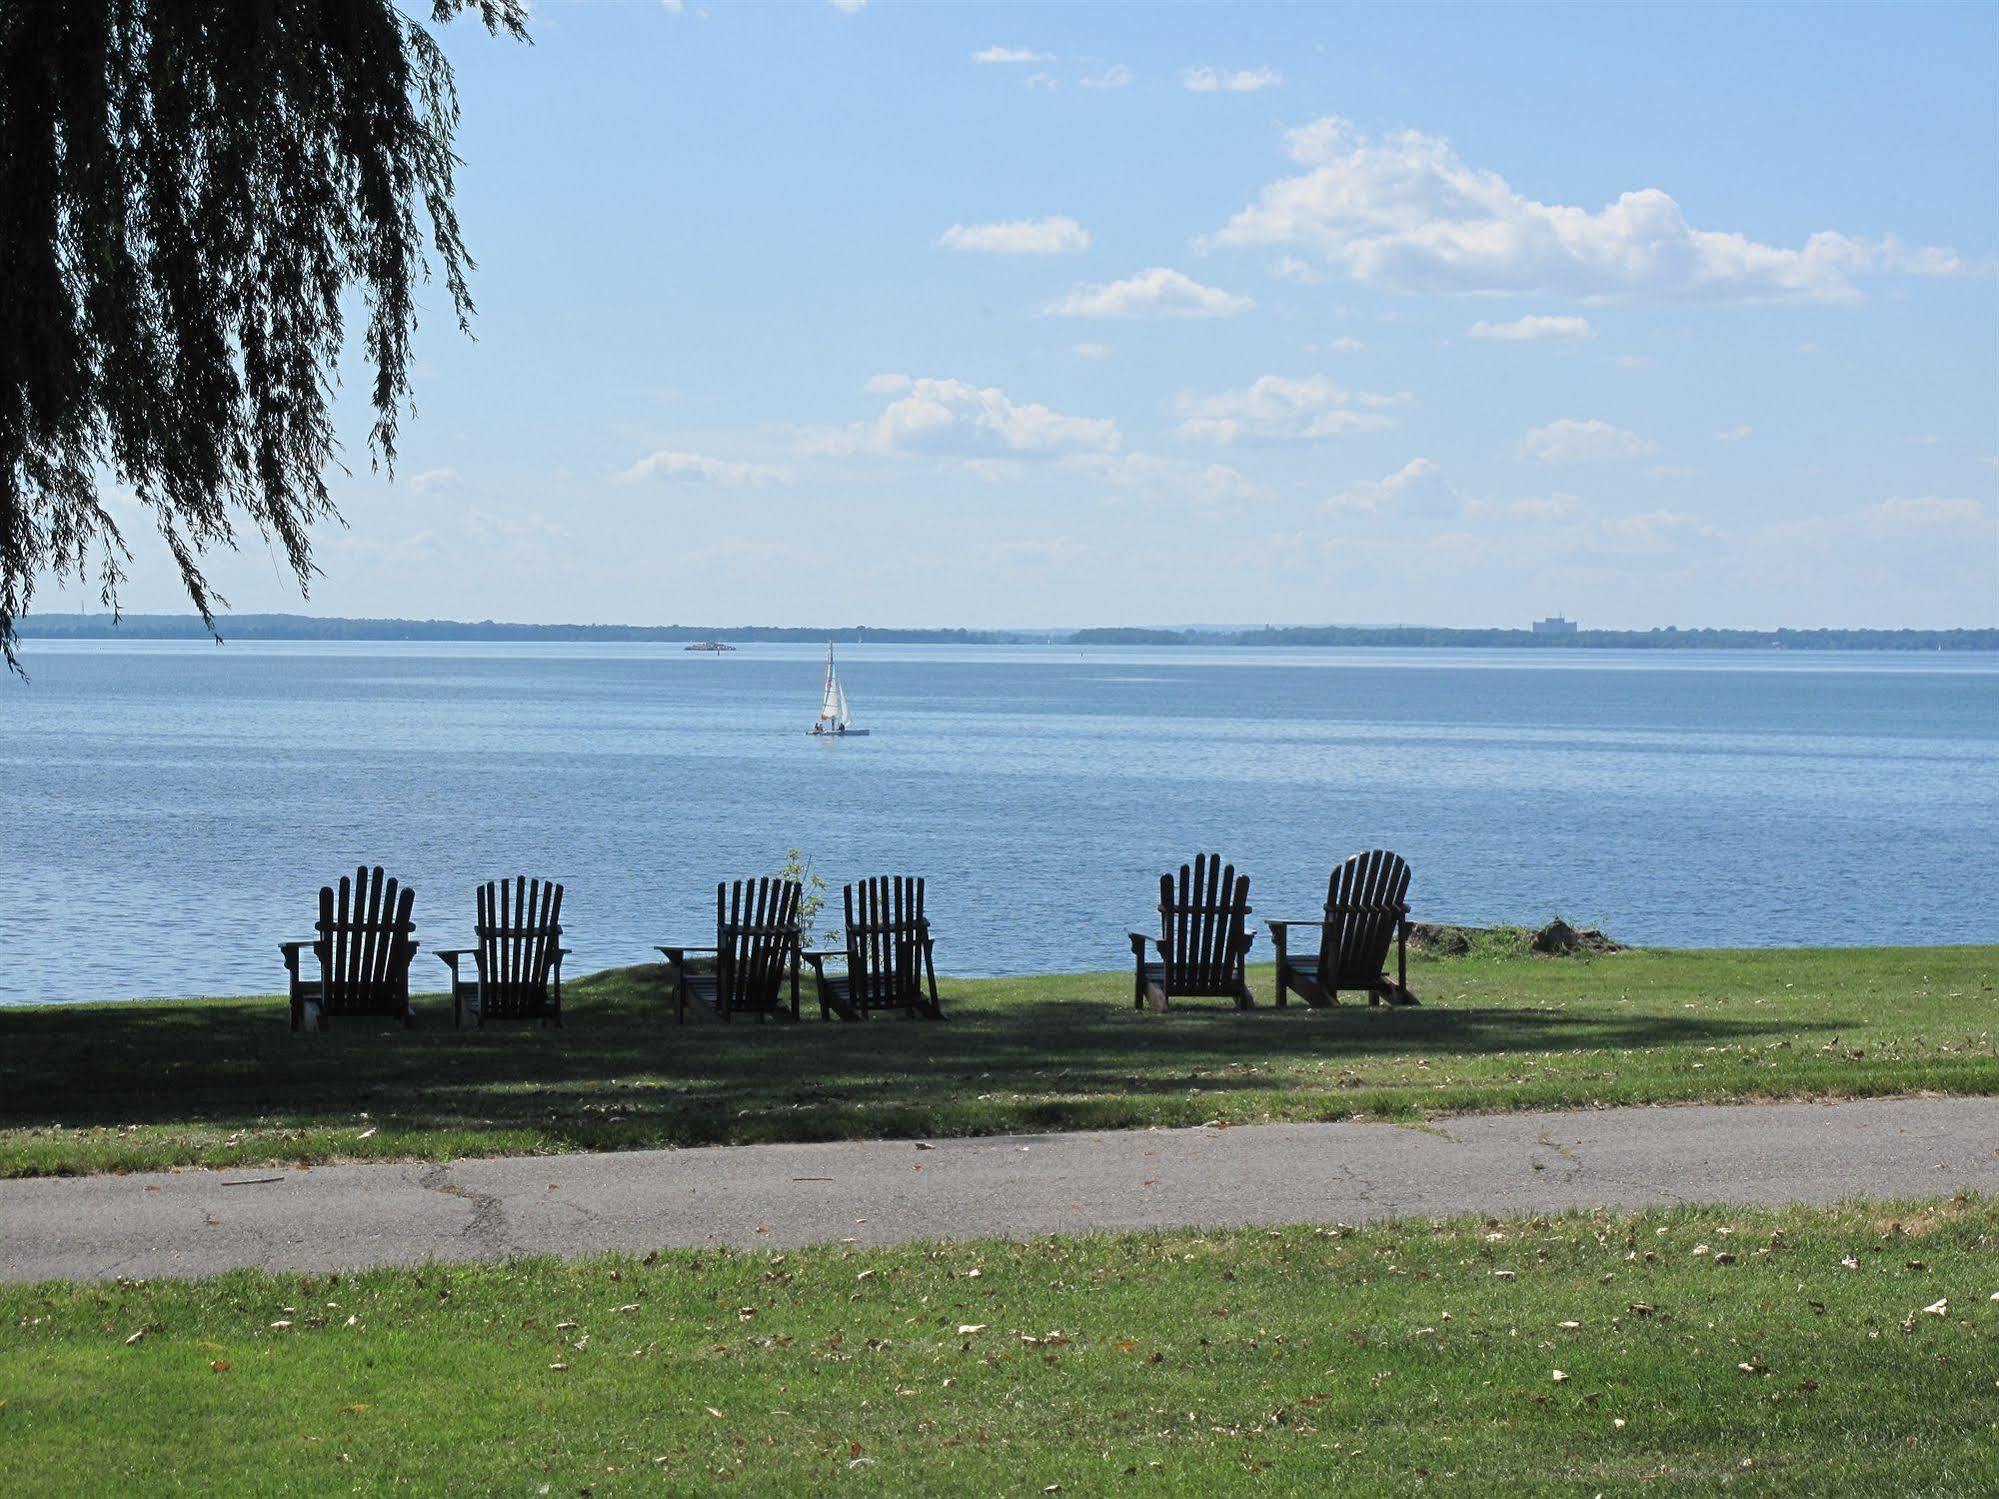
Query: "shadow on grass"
0 958 1863 1162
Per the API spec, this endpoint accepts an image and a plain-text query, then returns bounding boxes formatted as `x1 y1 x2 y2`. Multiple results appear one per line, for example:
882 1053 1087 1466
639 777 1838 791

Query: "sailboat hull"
809 729 870 737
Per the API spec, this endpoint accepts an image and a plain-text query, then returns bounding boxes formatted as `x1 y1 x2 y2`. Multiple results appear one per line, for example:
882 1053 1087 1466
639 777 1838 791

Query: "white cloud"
1178 374 1397 444
1182 65 1281 93
1520 418 1657 464
1590 509 1717 555
996 536 1093 565
1714 424 1754 442
864 372 911 394
937 215 1089 254
659 0 684 12
1064 451 1257 505
1469 314 1596 342
616 450 789 485
1208 116 1963 302
1045 266 1252 319
1335 457 1447 515
1026 72 1058 92
1329 336 1364 353
827 0 866 11
973 45 1052 64
1901 433 1939 447
1327 457 1455 515
407 467 458 495
1463 492 1584 523
1080 64 1132 89
1072 342 1112 359
1870 496 1987 527
1273 255 1324 285
823 376 1119 457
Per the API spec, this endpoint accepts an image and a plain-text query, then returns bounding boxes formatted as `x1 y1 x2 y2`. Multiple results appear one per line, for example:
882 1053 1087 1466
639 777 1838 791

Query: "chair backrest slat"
475 876 565 1018
1156 854 1251 994
842 875 927 1012
313 866 417 1018
1317 850 1411 989
715 878 801 1014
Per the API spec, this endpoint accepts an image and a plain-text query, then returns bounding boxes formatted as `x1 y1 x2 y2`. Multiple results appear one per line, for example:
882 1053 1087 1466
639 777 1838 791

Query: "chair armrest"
278 940 313 966
1263 918 1326 932
802 949 841 979
433 948 472 963
1128 931 1158 957
656 945 718 964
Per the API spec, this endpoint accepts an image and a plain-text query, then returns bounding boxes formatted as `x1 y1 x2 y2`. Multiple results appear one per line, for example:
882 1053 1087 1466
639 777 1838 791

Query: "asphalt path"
3 1096 1994 1283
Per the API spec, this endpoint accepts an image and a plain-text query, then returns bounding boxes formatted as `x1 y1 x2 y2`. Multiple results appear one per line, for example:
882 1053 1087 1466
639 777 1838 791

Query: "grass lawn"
0 946 1992 1178
3 1198 1995 1495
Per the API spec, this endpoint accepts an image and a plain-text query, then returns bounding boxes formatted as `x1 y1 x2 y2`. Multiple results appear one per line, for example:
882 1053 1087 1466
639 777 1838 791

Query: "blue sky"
71 1 1999 628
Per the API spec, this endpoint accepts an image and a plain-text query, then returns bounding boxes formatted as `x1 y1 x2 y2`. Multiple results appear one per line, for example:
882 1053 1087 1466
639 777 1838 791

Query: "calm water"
3 641 1995 1003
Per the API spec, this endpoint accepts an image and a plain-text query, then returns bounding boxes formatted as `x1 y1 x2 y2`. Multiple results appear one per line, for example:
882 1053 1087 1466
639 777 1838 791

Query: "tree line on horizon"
15 613 1996 652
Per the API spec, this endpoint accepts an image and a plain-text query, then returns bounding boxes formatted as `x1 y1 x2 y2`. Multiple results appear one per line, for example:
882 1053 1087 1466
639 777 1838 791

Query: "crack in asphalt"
417 1165 506 1247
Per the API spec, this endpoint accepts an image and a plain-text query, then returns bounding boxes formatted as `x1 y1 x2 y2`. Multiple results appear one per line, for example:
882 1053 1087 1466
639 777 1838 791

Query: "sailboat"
810 641 869 737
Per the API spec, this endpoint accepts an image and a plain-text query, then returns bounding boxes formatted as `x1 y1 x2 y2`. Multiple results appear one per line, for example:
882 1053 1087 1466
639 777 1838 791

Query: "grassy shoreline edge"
2 945 1993 1179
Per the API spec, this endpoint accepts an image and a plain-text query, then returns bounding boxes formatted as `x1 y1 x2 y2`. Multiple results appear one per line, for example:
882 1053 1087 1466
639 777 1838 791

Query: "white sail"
813 640 862 733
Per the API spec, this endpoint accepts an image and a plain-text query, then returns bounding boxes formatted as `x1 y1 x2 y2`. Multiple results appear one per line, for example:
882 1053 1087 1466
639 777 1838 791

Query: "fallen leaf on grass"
1551 1370 1569 1383
123 1327 150 1344
957 1324 987 1336
209 1360 231 1373
356 1128 377 1141
1922 1299 1949 1316
913 1142 935 1151
704 1407 724 1419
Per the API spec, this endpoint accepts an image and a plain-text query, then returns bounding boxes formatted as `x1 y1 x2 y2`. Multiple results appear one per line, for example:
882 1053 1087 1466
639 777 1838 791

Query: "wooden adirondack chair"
280 866 420 1030
806 875 942 1021
1268 849 1417 1007
1128 854 1256 1010
435 877 568 1028
658 878 803 1023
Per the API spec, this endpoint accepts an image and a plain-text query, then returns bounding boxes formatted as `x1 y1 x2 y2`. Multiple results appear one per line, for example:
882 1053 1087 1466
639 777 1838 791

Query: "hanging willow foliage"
0 0 526 668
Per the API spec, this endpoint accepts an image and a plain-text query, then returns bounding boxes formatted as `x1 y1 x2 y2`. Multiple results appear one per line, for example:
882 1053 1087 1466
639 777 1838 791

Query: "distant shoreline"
15 613 1997 651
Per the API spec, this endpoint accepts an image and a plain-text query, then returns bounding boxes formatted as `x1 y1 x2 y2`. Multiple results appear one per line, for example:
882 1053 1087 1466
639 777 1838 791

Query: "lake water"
3 641 1995 1003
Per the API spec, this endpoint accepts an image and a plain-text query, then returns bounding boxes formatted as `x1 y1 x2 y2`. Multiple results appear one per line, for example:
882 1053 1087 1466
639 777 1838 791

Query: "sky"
55 0 1999 630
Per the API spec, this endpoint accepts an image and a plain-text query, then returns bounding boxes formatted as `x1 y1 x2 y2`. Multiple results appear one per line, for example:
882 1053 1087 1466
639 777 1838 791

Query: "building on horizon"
1532 615 1579 636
